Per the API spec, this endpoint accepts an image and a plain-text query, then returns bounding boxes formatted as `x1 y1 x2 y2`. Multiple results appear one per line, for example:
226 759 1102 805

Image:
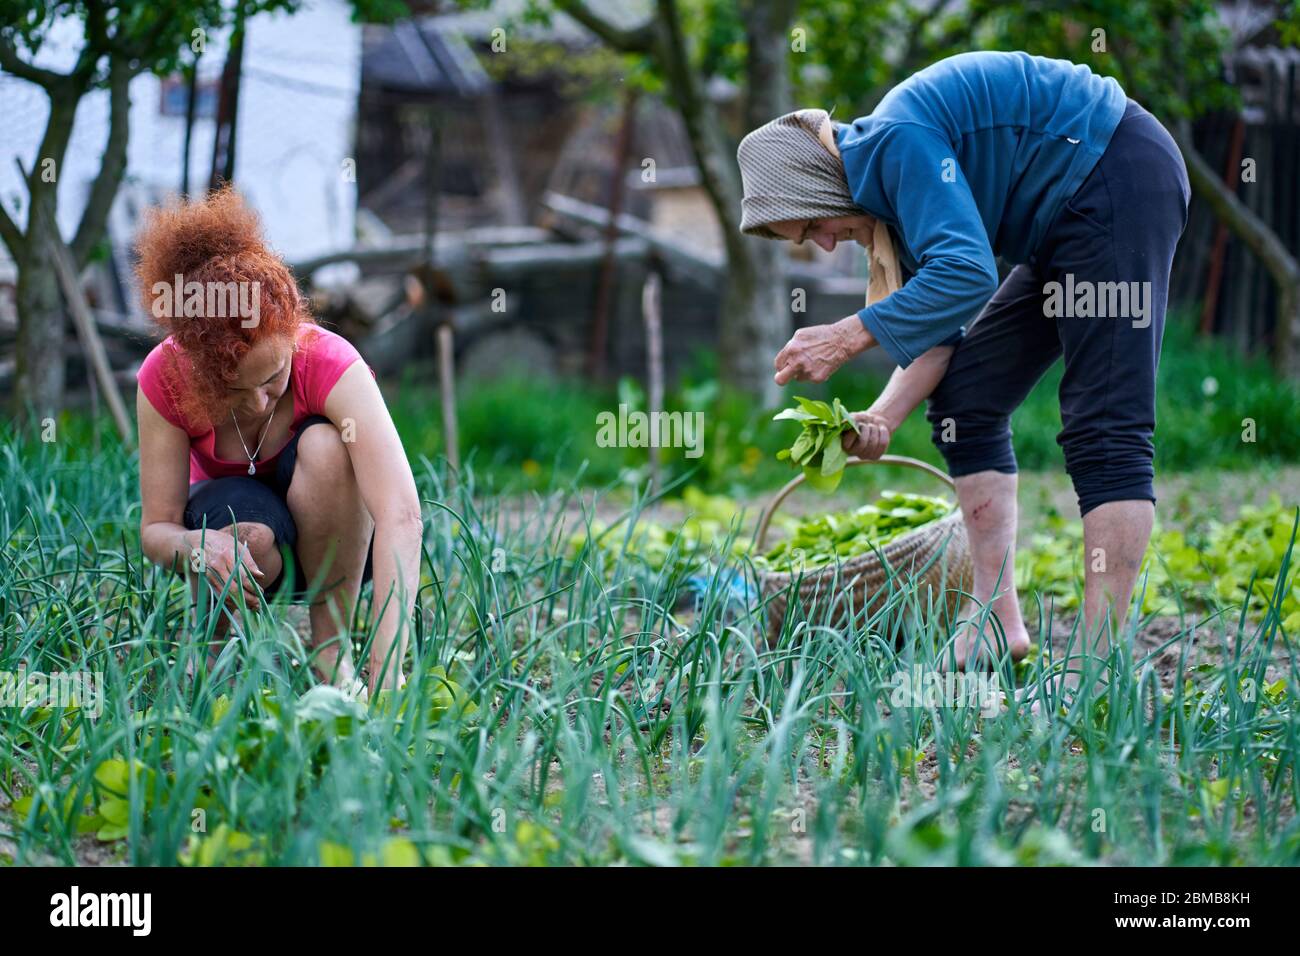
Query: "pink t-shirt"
138 324 370 484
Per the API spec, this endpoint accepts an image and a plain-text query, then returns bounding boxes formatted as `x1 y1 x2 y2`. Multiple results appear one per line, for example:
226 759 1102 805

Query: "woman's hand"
184 527 265 609
774 315 876 385
842 410 892 460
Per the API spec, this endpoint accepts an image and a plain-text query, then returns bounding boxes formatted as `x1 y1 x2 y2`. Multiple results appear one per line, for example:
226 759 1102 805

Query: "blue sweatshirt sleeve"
843 123 999 367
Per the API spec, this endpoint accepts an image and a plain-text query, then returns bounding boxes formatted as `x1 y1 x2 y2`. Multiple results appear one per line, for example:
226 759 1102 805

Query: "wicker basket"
754 455 973 641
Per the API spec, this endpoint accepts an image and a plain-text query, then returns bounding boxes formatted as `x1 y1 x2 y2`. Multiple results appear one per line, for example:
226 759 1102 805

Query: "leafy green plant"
774 397 857 492
178 825 266 867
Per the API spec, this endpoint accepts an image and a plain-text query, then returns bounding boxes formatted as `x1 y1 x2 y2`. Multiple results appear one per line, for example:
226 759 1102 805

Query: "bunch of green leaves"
774 397 858 493
757 491 955 573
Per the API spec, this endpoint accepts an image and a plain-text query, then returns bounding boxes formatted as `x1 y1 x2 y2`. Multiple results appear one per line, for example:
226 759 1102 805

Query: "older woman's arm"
322 363 423 694
842 344 955 459
868 344 955 432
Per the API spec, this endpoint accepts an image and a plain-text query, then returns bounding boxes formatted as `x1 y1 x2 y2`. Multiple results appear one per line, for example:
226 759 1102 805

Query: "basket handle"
754 454 956 551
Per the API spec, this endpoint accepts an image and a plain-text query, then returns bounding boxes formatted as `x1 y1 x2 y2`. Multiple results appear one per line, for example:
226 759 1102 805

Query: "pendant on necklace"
248 462 256 476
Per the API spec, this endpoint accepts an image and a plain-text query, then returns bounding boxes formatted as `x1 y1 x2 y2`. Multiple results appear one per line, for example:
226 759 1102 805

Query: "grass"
2 422 1299 866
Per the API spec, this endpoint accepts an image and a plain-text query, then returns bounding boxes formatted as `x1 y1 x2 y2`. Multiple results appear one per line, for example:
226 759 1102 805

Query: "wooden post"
89 366 101 457
588 89 639 379
423 108 441 267
437 322 459 480
643 270 663 496
181 50 201 197
1199 116 1245 336
422 107 459 482
479 87 527 227
208 6 246 191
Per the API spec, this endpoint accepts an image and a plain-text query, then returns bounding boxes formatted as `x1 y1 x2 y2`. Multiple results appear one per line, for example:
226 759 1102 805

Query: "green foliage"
793 0 962 111
477 34 642 101
178 824 266 867
573 485 750 579
1018 496 1300 627
773 396 856 492
1279 1 1300 45
0 1 300 80
606 0 1243 130
962 0 1236 121
383 315 1300 496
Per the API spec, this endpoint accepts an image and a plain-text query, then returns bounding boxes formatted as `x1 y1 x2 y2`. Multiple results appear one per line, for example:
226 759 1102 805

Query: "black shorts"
925 99 1191 516
183 415 374 601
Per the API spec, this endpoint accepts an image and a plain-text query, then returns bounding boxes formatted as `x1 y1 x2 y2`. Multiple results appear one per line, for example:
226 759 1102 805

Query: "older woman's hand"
774 315 876 385
842 410 892 460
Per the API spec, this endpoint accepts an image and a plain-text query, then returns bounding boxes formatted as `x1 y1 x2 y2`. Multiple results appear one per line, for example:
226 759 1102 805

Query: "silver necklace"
230 402 278 476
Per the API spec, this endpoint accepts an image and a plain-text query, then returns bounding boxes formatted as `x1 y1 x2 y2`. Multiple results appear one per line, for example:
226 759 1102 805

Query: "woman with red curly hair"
135 188 422 697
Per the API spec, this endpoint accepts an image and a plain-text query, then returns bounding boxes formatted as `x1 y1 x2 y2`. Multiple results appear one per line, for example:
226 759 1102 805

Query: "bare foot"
948 600 1031 671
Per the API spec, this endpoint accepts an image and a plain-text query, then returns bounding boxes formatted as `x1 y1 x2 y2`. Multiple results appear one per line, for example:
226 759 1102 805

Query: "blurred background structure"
1 0 1298 488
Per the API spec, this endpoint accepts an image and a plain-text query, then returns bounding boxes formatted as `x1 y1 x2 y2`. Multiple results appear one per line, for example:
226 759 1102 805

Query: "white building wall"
0 0 359 288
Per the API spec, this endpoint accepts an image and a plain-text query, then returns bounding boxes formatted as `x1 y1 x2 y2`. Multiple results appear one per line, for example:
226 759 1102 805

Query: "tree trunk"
726 0 797 407
718 237 786 407
13 203 66 420
10 82 81 421
209 9 246 191
9 59 131 421
653 0 793 406
559 0 795 403
1177 131 1300 376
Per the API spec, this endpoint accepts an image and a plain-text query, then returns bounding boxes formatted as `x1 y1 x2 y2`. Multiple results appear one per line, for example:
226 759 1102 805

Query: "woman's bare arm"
137 388 263 605
138 387 210 574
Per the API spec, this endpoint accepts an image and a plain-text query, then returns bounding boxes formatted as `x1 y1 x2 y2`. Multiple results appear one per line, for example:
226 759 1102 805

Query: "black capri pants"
925 100 1191 516
183 414 374 600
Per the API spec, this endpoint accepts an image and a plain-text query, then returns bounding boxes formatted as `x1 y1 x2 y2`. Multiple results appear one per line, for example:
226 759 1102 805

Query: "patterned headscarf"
736 108 863 239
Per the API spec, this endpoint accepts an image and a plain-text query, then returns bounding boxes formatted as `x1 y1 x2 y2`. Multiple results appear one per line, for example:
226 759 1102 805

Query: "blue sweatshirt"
836 51 1128 367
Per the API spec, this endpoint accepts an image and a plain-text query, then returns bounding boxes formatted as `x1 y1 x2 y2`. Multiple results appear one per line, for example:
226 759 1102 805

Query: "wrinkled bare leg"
949 470 1031 669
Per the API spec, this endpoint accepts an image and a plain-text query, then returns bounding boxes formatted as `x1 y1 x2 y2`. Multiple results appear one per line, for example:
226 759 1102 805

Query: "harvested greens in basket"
774 396 857 492
757 490 955 573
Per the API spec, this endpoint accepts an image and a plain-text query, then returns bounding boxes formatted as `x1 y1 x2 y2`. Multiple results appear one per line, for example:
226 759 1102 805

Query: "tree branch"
1175 130 1299 287
71 0 109 83
653 0 745 251
0 194 23 259
553 0 655 54
71 55 132 268
0 36 66 89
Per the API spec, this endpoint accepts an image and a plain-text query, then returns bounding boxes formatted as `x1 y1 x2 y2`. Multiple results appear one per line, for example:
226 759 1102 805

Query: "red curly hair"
135 187 309 428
